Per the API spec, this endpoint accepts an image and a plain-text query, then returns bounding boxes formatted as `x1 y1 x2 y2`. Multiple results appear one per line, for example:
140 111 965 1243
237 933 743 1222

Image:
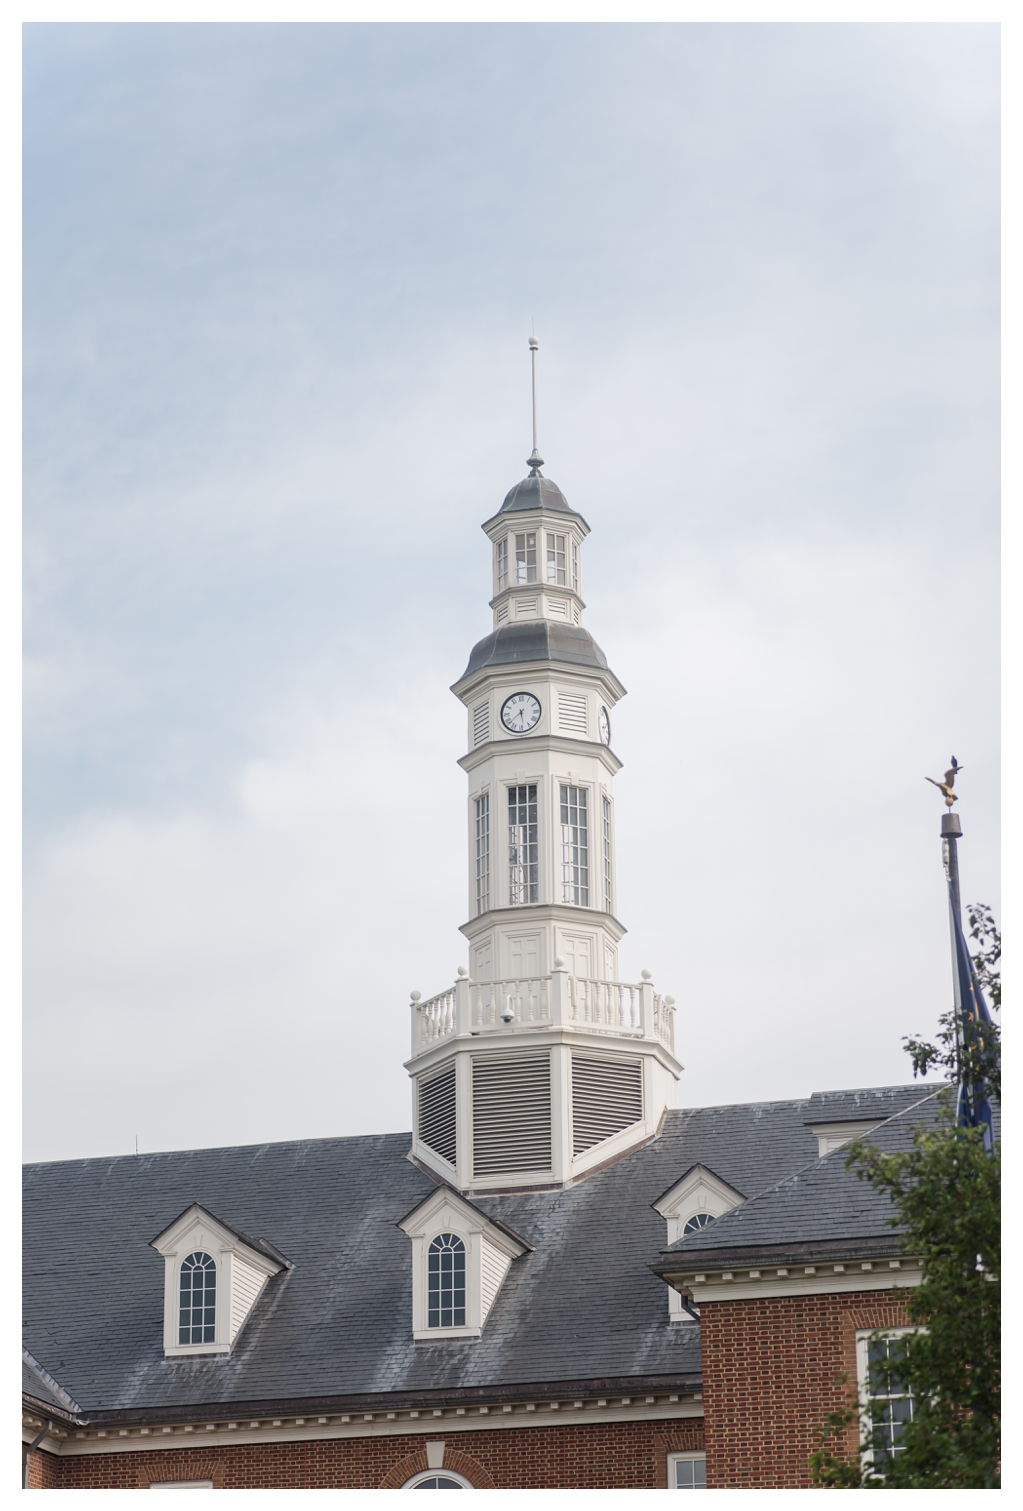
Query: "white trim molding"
806 1120 885 1158
660 1254 922 1305
397 1186 530 1341
149 1205 287 1358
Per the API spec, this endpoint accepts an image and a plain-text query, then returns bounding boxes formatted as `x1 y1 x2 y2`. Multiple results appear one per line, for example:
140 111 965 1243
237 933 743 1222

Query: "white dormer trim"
150 1204 287 1358
398 1186 530 1342
807 1120 885 1158
652 1165 746 1322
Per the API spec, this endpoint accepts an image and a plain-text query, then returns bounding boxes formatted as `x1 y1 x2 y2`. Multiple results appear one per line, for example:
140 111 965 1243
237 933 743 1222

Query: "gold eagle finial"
925 756 963 808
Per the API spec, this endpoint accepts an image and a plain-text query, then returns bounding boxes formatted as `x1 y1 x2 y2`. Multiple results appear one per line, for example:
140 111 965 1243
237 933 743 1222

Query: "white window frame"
546 530 568 585
403 1470 474 1489
559 782 589 906
667 1452 707 1488
474 790 490 916
601 791 614 914
571 538 579 592
855 1327 918 1472
508 781 540 905
495 536 509 592
514 531 538 584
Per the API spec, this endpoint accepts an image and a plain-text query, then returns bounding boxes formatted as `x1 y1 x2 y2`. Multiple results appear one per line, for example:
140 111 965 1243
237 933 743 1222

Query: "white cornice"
662 1255 922 1304
458 733 623 776
24 1390 702 1458
458 902 627 944
405 1025 681 1079
452 659 627 705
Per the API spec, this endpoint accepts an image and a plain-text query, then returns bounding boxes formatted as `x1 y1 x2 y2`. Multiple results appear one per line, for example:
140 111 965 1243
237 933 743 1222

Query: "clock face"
599 705 611 745
501 691 542 734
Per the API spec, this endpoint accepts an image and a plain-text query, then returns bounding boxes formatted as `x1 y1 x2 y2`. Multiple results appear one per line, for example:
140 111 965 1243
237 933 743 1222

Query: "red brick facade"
700 1288 911 1489
29 1419 704 1489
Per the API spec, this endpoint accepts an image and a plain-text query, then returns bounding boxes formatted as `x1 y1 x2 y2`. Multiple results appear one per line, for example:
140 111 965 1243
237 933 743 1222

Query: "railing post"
455 967 471 1034
549 957 569 1026
410 991 422 1054
639 970 655 1040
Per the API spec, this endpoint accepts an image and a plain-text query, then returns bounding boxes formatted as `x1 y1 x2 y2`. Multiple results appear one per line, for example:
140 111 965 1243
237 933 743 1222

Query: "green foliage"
808 906 1000 1489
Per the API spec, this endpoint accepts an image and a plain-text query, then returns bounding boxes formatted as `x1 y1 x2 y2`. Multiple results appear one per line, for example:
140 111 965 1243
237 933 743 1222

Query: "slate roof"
653 1088 961 1272
22 1086 925 1419
456 621 613 684
802 1084 930 1126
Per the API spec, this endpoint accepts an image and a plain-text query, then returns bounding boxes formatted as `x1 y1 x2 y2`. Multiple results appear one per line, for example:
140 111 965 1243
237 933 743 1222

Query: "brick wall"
34 1418 704 1489
700 1288 911 1489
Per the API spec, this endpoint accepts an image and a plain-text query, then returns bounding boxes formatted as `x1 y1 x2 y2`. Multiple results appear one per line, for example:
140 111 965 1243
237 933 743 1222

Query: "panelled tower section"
406 458 681 1195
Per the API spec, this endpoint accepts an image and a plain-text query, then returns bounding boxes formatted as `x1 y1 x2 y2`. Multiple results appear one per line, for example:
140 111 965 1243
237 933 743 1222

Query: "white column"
550 1043 572 1183
455 1050 473 1190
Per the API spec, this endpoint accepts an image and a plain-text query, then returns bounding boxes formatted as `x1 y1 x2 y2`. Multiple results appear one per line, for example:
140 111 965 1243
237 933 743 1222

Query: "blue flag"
949 889 996 1151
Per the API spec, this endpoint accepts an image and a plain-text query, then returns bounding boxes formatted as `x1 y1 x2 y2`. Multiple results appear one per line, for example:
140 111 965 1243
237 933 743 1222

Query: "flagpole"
940 809 965 1085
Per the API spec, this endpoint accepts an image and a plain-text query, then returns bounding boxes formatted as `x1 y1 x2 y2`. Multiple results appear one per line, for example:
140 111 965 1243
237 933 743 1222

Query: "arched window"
683 1212 714 1236
179 1252 216 1345
403 1470 472 1489
427 1234 466 1328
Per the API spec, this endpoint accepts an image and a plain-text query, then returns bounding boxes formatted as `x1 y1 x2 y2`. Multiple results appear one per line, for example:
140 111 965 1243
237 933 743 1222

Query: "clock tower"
406 342 681 1194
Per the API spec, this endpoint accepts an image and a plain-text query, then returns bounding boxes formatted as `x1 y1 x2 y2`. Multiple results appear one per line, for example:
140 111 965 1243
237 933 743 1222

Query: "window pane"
508 784 539 904
560 784 589 906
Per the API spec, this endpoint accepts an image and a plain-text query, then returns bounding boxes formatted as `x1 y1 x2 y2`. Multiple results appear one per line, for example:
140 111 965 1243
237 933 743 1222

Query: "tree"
809 904 1000 1489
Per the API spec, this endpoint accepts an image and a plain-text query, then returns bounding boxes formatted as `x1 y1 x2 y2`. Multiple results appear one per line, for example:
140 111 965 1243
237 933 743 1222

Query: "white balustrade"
653 993 676 1053
471 977 551 1030
567 978 643 1034
414 986 457 1049
412 976 674 1050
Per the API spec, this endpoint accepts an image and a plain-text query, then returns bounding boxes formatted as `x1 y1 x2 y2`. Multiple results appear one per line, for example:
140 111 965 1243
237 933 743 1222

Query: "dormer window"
178 1253 216 1344
515 532 537 583
398 1187 530 1341
653 1165 746 1322
428 1234 466 1328
150 1204 288 1357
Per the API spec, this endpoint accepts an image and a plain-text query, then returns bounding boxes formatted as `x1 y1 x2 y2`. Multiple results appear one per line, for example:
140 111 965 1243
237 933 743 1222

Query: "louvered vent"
571 1055 643 1155
572 605 580 624
418 1065 457 1166
547 597 568 617
472 1055 552 1176
497 602 510 623
473 701 491 747
558 692 588 735
515 598 537 617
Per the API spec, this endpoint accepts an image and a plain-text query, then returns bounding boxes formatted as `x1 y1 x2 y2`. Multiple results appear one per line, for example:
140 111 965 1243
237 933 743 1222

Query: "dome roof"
498 474 578 517
456 621 612 684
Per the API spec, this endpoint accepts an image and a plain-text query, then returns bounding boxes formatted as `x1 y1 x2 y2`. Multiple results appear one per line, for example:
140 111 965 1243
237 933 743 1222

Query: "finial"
527 334 543 475
926 755 963 809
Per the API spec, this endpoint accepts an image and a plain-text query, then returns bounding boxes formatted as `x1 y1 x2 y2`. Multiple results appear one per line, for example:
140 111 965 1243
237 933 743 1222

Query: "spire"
527 334 543 475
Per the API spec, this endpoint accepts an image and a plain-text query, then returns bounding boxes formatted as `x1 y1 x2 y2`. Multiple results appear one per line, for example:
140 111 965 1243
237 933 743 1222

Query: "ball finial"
528 335 538 349
641 969 653 981
410 990 422 1003
457 965 469 978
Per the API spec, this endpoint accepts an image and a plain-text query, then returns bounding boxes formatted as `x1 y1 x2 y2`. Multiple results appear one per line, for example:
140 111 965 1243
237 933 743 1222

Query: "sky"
23 22 999 1164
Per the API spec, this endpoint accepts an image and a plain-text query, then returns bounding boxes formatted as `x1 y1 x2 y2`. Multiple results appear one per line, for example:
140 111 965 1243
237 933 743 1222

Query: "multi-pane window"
427 1233 466 1327
178 1252 216 1345
546 532 567 585
560 784 589 906
475 793 490 916
683 1212 714 1235
496 537 508 592
602 794 613 912
515 532 537 584
863 1334 916 1467
571 539 579 592
508 785 539 904
668 1454 707 1488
